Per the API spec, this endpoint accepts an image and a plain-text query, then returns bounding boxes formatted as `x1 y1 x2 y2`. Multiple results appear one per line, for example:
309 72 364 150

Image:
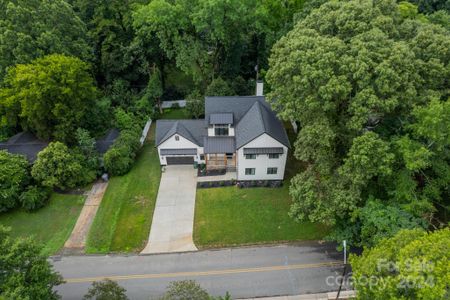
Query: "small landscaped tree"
185 90 205 119
83 279 128 300
31 142 91 190
205 77 234 96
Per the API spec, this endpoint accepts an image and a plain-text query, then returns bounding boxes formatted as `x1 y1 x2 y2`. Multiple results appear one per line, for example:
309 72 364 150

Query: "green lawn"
161 108 190 119
85 125 161 253
194 123 330 248
0 193 85 255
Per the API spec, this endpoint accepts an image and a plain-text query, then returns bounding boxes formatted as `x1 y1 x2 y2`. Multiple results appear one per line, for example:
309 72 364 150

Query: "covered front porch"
205 153 236 171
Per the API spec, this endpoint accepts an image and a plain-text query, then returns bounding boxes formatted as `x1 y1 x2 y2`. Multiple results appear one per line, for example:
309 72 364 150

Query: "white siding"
236 134 288 180
207 124 235 137
157 134 204 165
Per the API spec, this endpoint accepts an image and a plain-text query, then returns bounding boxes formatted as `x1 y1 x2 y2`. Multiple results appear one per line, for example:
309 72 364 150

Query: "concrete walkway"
141 165 198 254
62 182 108 253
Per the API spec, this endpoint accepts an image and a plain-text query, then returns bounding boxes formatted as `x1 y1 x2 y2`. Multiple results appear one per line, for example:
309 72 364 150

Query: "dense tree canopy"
267 0 450 246
0 151 29 212
0 0 91 81
351 228 450 300
0 54 99 143
0 226 63 299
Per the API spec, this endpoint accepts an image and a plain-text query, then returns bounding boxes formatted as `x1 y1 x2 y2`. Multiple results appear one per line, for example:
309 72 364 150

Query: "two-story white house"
155 96 290 181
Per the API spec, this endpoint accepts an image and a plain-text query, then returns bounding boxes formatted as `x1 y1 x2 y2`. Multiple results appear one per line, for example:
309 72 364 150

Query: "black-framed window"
245 168 255 175
245 154 256 159
268 153 280 159
200 154 205 160
267 167 278 175
214 124 229 136
175 135 180 141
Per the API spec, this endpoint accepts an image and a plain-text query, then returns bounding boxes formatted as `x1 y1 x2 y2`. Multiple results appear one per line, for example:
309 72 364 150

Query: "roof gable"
156 120 206 147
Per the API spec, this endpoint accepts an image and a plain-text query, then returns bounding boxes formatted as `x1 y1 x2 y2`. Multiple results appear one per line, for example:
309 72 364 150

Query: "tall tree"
266 0 450 246
0 226 63 299
0 0 91 81
0 54 99 143
0 151 29 212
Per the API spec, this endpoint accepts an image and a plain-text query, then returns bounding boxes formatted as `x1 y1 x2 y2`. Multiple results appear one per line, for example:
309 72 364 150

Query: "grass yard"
0 193 85 255
85 125 161 253
161 108 190 119
194 123 330 248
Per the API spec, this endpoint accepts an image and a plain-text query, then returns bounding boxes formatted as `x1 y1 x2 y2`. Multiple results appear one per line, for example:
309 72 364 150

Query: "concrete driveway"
141 165 198 254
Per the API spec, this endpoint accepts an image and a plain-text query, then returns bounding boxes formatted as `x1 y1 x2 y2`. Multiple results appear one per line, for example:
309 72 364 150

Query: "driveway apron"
141 165 198 254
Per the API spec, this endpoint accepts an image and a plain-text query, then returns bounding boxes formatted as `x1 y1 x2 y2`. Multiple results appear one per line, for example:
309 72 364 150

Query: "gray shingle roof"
209 113 233 125
235 101 290 149
206 96 290 149
95 128 120 154
203 137 235 154
156 120 206 146
0 132 48 163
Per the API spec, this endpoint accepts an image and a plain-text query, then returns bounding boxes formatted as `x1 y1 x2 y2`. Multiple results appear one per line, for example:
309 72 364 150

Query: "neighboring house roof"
203 137 235 154
209 113 233 125
95 128 120 154
155 120 206 146
235 100 290 149
0 132 48 163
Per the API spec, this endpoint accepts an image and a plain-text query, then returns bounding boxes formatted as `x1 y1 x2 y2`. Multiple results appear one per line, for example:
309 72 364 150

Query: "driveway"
141 165 198 254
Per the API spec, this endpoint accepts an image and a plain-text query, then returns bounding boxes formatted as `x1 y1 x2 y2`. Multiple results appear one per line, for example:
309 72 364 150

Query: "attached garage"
166 156 194 165
160 148 197 165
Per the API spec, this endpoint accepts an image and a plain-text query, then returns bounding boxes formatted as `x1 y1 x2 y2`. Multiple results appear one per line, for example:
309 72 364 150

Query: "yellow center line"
65 261 342 283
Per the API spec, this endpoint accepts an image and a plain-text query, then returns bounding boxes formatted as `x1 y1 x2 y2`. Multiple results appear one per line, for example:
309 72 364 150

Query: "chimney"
256 80 264 96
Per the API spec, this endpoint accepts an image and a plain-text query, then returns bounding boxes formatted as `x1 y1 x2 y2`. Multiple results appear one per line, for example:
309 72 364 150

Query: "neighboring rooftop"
0 132 48 162
155 119 206 146
95 128 120 154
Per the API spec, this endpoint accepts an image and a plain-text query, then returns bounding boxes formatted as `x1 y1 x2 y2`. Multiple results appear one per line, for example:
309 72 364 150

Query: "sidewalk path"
141 165 198 254
63 182 108 253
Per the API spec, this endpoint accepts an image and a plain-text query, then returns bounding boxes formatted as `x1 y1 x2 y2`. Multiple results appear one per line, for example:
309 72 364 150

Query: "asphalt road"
52 242 350 300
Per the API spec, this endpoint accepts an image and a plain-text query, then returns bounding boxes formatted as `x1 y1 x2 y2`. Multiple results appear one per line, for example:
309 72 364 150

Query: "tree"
205 77 234 96
0 54 99 144
161 280 210 300
0 0 91 81
20 185 52 212
266 0 450 246
351 228 450 300
31 142 90 190
0 226 63 299
185 90 205 119
0 150 30 212
83 279 128 300
145 66 163 114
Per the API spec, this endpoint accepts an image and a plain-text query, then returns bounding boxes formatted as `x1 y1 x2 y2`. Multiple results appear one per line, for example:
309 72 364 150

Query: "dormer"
208 113 234 137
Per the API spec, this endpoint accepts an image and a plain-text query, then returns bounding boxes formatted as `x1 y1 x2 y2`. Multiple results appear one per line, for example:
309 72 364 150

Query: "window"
267 167 278 175
245 154 256 159
200 154 205 160
245 168 255 175
175 135 180 141
268 153 280 159
214 124 229 136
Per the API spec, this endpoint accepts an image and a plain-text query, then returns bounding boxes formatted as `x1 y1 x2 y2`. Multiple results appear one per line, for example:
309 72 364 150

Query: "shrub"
83 279 128 300
0 151 30 212
31 142 89 190
104 145 134 176
20 186 51 211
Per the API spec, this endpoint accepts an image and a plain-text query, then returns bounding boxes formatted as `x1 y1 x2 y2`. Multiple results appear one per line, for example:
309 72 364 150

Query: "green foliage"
0 0 91 81
104 127 141 176
0 225 63 299
185 90 205 119
0 150 30 212
160 280 210 300
408 0 450 14
31 142 91 190
266 0 450 246
205 77 234 96
114 108 137 131
351 228 450 300
76 128 100 171
0 54 99 144
83 279 128 300
19 185 52 212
